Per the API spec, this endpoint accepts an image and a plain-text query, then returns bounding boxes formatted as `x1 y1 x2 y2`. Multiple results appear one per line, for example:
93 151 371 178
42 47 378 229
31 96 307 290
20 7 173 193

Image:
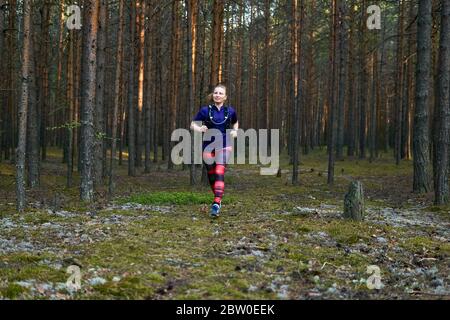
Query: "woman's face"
213 87 227 105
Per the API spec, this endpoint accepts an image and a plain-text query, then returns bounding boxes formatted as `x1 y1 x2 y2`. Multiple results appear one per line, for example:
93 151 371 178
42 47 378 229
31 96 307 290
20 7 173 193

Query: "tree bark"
16 0 32 212
344 181 365 221
395 0 405 165
168 0 180 170
128 0 137 176
291 0 300 184
109 0 125 194
80 0 100 202
264 0 271 131
336 1 347 161
187 0 198 185
358 0 367 159
136 0 146 168
6 0 17 162
370 52 377 162
434 0 450 204
144 0 153 174
67 29 74 188
413 0 432 193
347 7 356 157
210 0 224 88
38 1 50 162
0 0 4 160
26 33 39 188
327 0 338 184
95 0 108 187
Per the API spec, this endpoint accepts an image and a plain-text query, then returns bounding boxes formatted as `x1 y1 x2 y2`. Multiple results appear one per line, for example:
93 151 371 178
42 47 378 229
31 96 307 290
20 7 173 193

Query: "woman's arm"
230 121 239 138
190 121 208 133
232 121 239 131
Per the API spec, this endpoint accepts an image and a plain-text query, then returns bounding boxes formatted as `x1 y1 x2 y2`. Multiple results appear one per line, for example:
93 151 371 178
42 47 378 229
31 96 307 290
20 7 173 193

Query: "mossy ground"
0 148 448 300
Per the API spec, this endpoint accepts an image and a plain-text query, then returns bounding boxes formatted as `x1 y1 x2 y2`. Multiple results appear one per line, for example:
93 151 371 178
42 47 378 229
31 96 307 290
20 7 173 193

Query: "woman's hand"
191 122 208 133
230 129 238 139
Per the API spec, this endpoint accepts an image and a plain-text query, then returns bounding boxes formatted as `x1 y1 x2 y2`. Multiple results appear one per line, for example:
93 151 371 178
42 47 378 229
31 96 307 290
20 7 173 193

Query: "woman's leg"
212 147 232 205
212 164 225 205
203 151 216 193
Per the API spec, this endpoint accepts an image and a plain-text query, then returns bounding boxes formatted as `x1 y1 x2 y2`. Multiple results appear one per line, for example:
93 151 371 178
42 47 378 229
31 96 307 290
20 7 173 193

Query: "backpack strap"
207 105 230 127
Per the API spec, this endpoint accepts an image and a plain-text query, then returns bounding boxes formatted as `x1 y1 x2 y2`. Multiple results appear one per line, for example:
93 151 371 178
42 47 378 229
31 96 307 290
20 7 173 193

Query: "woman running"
190 84 239 218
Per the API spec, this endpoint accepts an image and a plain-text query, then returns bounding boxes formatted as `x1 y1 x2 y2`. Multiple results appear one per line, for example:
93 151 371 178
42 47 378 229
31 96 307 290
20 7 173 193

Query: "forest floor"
0 148 449 300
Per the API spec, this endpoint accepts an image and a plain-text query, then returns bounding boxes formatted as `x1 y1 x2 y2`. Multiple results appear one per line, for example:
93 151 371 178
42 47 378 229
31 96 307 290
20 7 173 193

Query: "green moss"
400 236 444 253
324 221 372 245
87 276 156 299
426 205 450 222
0 162 14 176
440 243 450 256
0 253 66 284
118 192 236 206
0 283 30 299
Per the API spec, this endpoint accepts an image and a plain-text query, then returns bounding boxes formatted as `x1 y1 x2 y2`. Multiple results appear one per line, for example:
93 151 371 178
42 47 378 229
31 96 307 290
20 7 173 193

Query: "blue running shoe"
210 203 221 218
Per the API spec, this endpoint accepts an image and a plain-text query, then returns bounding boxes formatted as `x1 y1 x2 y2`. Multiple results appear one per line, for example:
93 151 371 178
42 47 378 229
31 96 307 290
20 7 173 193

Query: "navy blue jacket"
193 105 238 150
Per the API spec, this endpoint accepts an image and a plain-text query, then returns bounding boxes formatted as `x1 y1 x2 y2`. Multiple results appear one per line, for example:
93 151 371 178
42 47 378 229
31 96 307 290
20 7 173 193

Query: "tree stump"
344 181 365 221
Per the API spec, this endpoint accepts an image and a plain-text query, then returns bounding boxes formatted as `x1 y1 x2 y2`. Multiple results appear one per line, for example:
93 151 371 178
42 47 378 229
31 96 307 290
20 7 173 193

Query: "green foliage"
46 121 80 131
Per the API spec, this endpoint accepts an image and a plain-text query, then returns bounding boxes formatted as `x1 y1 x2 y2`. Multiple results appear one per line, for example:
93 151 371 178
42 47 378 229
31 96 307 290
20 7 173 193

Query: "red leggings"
203 147 232 205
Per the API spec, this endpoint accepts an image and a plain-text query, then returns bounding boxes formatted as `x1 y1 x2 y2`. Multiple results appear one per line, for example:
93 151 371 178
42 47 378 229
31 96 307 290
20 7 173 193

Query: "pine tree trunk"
378 15 387 155
210 0 224 88
38 2 50 162
187 0 198 185
26 35 39 188
16 0 32 212
223 2 230 87
153 7 162 165
434 0 450 205
56 2 67 164
109 0 125 194
0 0 5 161
74 32 81 173
144 0 153 174
370 52 377 162
264 0 271 131
80 0 100 202
136 0 146 168
168 0 180 170
95 0 108 187
6 0 17 162
395 0 405 165
67 29 74 188
336 1 347 161
249 1 256 130
347 10 355 157
358 0 367 160
327 0 338 184
119 76 125 166
413 0 432 193
402 1 416 161
128 0 137 176
291 0 300 184
236 3 244 129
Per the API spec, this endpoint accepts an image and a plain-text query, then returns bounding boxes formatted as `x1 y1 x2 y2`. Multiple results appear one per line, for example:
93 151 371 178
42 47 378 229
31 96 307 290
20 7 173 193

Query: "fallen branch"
321 262 339 270
418 258 438 262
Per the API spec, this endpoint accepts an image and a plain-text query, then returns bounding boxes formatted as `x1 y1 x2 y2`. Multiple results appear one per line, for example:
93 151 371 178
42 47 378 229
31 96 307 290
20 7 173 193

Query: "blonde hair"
207 84 227 102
